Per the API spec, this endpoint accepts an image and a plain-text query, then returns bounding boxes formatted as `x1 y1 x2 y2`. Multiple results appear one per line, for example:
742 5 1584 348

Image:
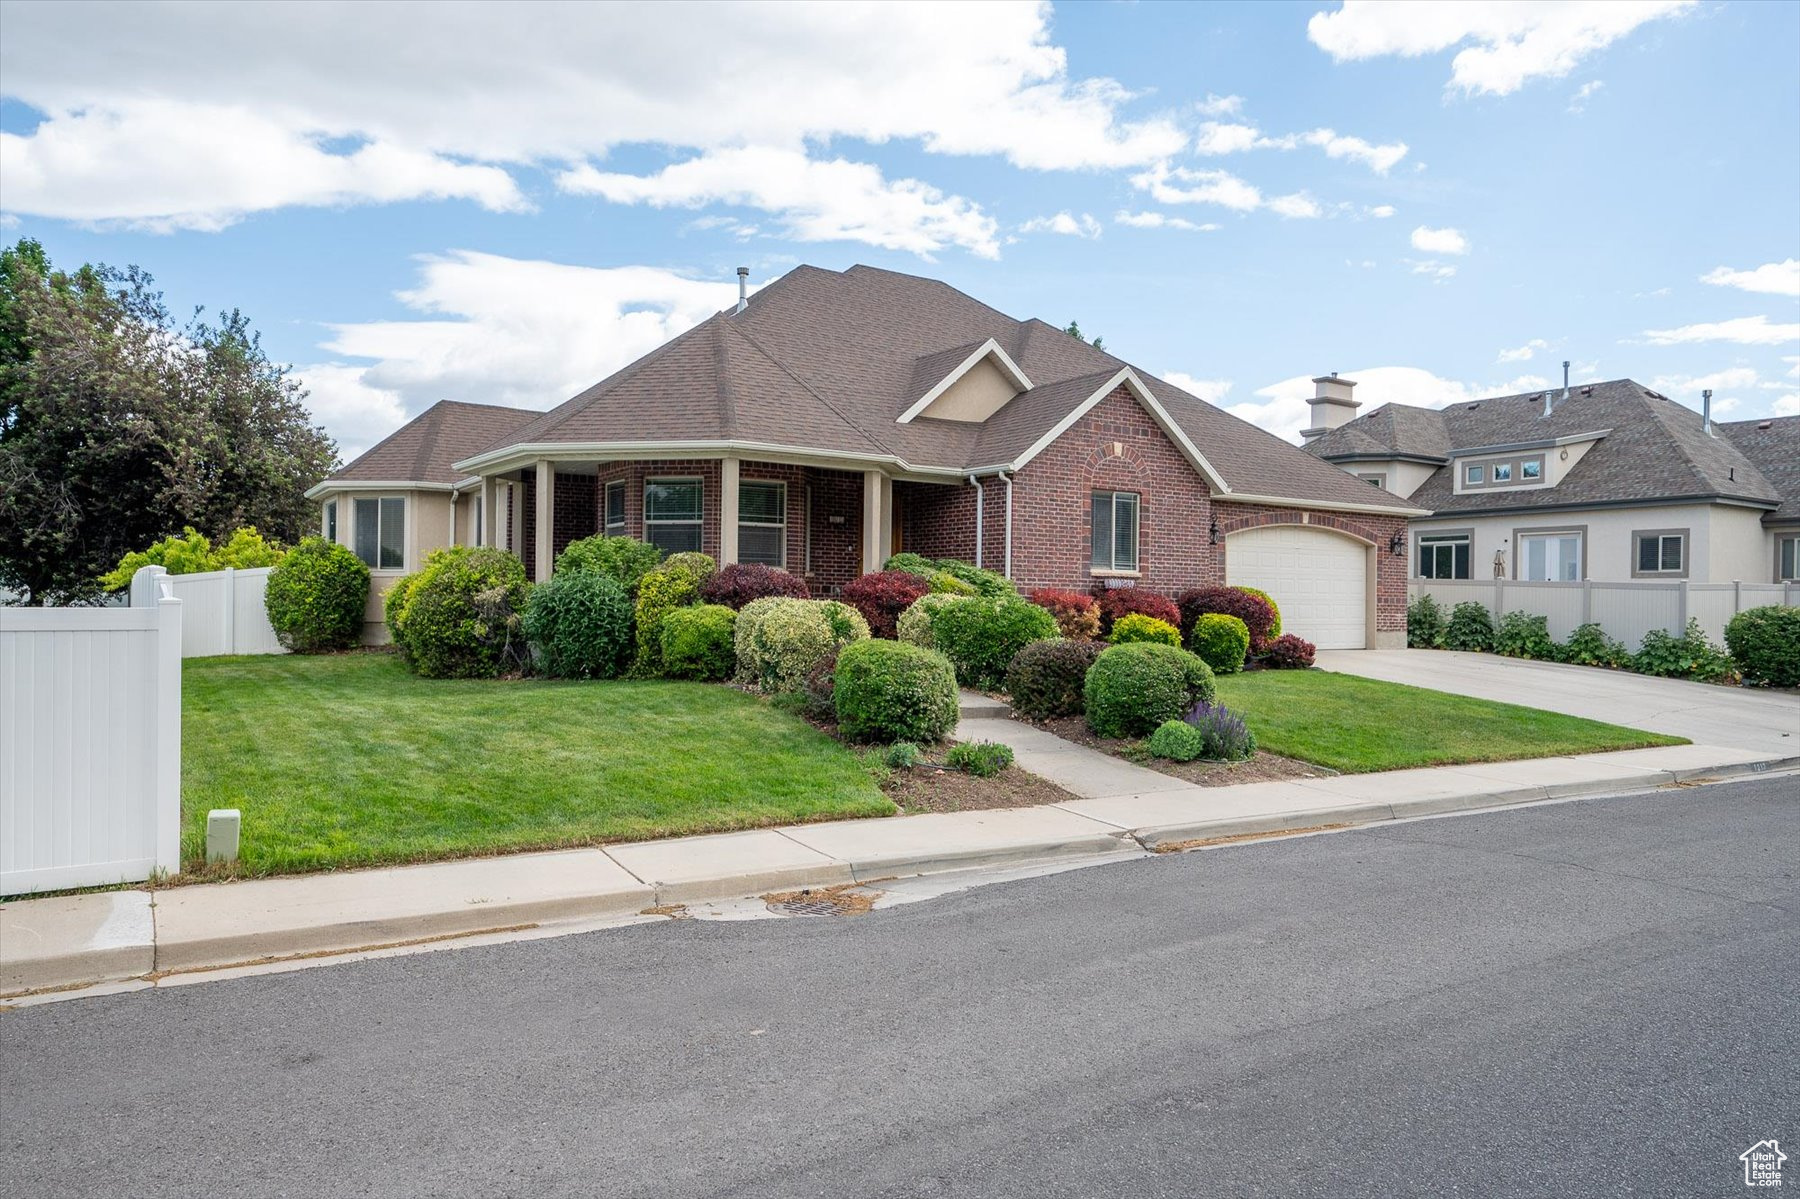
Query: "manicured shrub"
555 535 663 594
1182 700 1257 760
1560 622 1632 669
1237 587 1281 639
733 597 869 692
1189 613 1250 674
263 536 370 653
658 603 738 681
1493 610 1556 660
1176 586 1277 650
1109 612 1182 647
881 552 1015 597
1724 605 1800 687
885 741 922 770
1407 594 1447 649
1084 643 1216 738
1635 619 1734 682
1443 601 1495 652
930 558 1016 598
882 552 937 578
700 562 809 611
832 639 959 743
1096 587 1182 637
384 570 424 654
522 568 634 679
946 741 1013 778
896 592 962 650
1147 720 1207 762
102 525 286 591
1005 639 1105 721
927 570 979 596
930 595 1060 689
1259 633 1316 670
632 552 715 675
1027 588 1101 640
841 569 932 638
395 546 531 678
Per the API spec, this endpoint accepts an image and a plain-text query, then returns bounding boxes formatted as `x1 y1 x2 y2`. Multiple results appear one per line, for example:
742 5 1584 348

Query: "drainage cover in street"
763 886 877 917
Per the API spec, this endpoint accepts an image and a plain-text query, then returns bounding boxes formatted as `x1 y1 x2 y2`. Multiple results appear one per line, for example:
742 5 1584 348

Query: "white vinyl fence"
1 593 184 895
1411 578 1798 646
130 564 286 657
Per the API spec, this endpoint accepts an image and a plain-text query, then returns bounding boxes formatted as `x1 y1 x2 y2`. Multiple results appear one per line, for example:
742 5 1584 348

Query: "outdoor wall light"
1389 530 1407 557
1208 519 1220 545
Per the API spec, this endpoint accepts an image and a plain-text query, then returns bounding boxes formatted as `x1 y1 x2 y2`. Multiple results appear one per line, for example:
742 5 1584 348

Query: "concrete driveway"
1318 649 1800 757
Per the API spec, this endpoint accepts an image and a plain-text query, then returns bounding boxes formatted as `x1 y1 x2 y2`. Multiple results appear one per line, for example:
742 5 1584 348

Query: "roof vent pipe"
735 266 749 314
1702 389 1714 437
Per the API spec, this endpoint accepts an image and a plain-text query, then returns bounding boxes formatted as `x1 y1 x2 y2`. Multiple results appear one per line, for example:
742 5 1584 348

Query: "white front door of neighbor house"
1225 525 1368 649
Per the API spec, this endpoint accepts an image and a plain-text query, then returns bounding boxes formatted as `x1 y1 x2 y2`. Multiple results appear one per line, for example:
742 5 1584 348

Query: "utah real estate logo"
1741 1140 1786 1188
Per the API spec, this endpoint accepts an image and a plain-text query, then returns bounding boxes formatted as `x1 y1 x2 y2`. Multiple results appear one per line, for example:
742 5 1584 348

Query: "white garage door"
1225 525 1368 650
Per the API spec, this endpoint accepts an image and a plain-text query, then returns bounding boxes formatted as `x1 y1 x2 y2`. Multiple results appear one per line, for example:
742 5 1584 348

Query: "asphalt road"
3 777 1795 1199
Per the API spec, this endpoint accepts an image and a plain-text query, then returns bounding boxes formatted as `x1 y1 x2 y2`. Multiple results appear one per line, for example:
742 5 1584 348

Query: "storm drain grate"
763 886 877 917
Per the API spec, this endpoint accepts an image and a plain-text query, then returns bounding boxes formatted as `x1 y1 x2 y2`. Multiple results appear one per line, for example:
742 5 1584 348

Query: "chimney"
1300 373 1359 444
735 266 749 314
1702 388 1714 436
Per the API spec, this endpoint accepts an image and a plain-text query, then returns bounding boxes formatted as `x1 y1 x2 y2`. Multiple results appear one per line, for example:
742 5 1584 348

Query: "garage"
1225 524 1369 649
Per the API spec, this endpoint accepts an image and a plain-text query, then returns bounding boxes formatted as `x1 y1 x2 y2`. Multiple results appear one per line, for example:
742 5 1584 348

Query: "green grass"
183 653 893 877
1213 670 1686 773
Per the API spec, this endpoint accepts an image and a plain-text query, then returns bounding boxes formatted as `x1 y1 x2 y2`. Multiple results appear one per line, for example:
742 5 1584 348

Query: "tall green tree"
0 240 336 604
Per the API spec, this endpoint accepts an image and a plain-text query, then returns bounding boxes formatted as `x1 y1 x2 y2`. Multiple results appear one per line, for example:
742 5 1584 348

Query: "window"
1520 531 1582 582
1521 460 1542 481
353 496 405 570
604 480 626 535
738 480 786 567
644 478 702 554
324 500 337 543
1418 533 1472 580
1634 531 1685 576
1465 465 1485 485
1492 463 1513 482
1781 536 1799 581
1090 491 1140 572
1356 473 1387 489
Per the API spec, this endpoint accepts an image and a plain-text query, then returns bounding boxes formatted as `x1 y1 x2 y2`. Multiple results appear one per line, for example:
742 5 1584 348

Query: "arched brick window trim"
1216 506 1383 549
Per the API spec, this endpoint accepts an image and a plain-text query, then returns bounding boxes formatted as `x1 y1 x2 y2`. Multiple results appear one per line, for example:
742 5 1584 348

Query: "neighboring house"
1301 374 1798 585
309 265 1425 648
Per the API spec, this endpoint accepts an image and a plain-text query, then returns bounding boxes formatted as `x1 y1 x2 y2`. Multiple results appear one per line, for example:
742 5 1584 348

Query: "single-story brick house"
309 265 1426 647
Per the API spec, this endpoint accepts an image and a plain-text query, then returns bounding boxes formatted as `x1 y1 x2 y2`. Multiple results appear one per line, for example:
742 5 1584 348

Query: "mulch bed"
879 762 1079 814
1033 715 1331 786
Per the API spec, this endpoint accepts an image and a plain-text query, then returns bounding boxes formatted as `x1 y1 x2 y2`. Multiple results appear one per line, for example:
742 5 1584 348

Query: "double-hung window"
1520 531 1582 581
1781 536 1800 582
1634 530 1686 576
324 500 338 543
353 496 405 569
604 480 626 535
1417 532 1471 580
1090 490 1140 573
738 480 786 567
644 478 702 554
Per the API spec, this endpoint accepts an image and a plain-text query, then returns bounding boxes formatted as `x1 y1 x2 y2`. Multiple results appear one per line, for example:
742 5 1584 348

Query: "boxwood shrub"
1146 720 1207 762
522 568 635 679
832 639 959 743
929 595 1060 689
1176 586 1277 650
263 536 370 653
699 562 810 610
554 535 663 594
896 592 963 651
733 596 869 692
631 552 715 675
1084 642 1216 738
1723 605 1800 687
1189 612 1250 674
659 603 738 680
841 569 932 638
1004 639 1105 721
396 546 531 678
1109 612 1182 647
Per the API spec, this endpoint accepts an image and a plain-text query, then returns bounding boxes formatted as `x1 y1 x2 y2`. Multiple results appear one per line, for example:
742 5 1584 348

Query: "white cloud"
1775 394 1800 417
1497 338 1549 362
1700 259 1800 298
1367 204 1396 218
1157 372 1232 403
1296 128 1409 175
1785 356 1800 378
1113 210 1218 232
1019 211 1102 239
1307 1 1696 96
1646 366 1762 398
1411 225 1470 255
1195 94 1245 117
302 251 742 450
0 3 1184 230
559 148 1000 259
1268 192 1325 220
1192 122 1267 156
1131 163 1263 211
1409 260 1458 280
1233 366 1551 442
1568 80 1605 112
1188 122 1407 174
1642 315 1800 346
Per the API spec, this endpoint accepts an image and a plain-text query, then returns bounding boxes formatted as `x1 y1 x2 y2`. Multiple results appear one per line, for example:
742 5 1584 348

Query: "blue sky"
3 0 1796 459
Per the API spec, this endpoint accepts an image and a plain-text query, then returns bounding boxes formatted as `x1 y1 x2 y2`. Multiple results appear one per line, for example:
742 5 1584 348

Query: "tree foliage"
0 239 336 603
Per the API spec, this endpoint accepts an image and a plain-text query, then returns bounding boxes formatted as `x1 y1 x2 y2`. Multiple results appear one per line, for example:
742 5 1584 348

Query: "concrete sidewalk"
4 731 1791 998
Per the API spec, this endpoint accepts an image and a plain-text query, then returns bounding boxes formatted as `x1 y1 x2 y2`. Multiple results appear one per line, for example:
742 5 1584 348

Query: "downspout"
1000 471 1014 579
968 475 985 569
448 490 457 546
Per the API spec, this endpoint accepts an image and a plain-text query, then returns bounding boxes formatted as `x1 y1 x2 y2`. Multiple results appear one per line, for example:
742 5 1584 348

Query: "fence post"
1733 580 1742 618
129 564 167 609
1582 579 1592 626
1494 578 1505 618
223 566 237 654
154 594 184 877
1677 581 1689 630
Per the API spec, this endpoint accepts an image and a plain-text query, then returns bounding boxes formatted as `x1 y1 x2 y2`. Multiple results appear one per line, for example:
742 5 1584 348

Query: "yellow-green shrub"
631 552 715 675
734 596 869 692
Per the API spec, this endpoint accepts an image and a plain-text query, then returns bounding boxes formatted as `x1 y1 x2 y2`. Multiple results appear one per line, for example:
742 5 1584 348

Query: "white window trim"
1518 530 1584 582
323 499 337 543
644 476 702 553
1091 489 1141 574
1465 464 1484 485
351 494 407 572
604 479 627 535
737 479 787 568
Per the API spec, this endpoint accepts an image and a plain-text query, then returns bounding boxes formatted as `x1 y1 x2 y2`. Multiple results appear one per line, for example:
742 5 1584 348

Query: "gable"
914 356 1021 422
897 337 1032 424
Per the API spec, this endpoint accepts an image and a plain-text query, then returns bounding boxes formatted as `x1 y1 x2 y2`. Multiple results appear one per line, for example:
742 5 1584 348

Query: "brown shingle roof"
323 400 537 487
1720 415 1800 524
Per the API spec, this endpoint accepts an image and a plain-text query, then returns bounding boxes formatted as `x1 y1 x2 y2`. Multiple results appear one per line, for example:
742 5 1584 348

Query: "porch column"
509 479 525 557
481 476 498 548
861 469 887 574
535 458 554 581
719 456 740 566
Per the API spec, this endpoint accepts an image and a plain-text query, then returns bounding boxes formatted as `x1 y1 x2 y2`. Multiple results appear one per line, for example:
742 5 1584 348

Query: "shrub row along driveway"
182 653 892 876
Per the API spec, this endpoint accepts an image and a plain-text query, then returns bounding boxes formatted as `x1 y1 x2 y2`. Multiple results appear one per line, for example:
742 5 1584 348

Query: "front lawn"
182 653 893 877
1213 670 1686 773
